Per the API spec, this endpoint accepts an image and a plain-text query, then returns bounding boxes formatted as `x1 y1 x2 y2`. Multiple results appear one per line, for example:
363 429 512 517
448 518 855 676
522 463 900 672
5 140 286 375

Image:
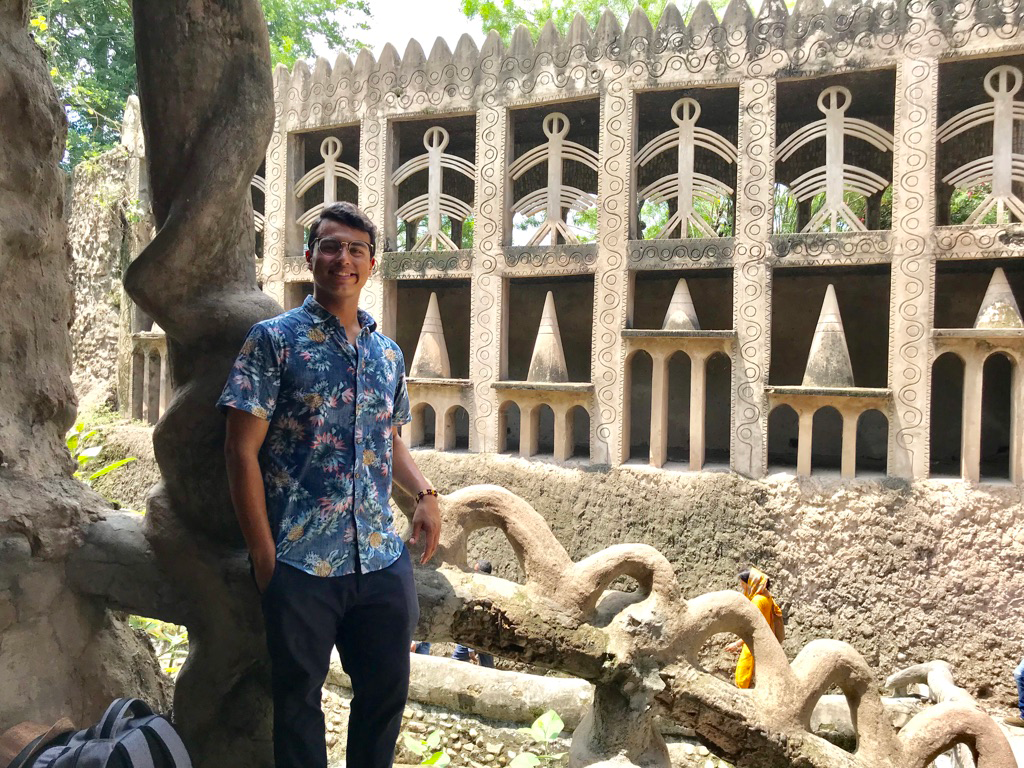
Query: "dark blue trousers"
261 548 419 768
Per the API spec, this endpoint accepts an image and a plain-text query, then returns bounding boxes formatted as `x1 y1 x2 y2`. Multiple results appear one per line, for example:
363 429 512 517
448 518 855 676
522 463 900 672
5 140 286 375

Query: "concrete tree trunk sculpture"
0 0 169 731
121 1 279 766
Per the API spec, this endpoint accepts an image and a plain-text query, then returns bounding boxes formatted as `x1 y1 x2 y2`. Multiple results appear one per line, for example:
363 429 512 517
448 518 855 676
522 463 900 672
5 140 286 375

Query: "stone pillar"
554 406 572 462
841 410 857 480
141 352 152 424
594 65 634 466
359 116 391 333
469 75 509 453
689 353 708 472
408 408 425 448
961 353 984 484
732 78 776 478
159 348 170 416
889 58 938 480
520 404 538 457
650 353 669 468
262 67 301 309
1012 362 1024 484
797 408 813 477
439 406 456 452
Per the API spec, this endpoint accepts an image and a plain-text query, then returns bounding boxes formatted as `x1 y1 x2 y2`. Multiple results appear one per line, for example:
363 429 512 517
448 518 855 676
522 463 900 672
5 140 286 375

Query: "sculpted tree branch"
119 2 279 766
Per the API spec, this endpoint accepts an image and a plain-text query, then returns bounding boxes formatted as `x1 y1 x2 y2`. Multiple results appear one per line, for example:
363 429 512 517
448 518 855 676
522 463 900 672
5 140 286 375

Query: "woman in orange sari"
728 567 783 689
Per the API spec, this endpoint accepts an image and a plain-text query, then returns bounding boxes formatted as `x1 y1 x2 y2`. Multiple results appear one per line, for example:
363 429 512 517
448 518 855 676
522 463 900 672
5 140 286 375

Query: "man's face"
305 219 375 301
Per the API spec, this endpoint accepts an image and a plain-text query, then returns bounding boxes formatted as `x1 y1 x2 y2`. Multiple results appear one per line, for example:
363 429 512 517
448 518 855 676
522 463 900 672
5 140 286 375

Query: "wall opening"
631 270 733 330
392 115 476 252
706 352 732 466
981 353 1013 480
934 259 1024 328
770 267 890 388
570 406 590 459
499 401 521 454
930 352 964 477
768 404 799 470
395 278 471 378
509 98 599 246
811 406 843 472
444 405 471 451
146 352 162 424
535 405 555 457
936 55 1024 226
634 86 739 239
411 403 436 449
856 409 888 475
131 351 145 421
667 352 691 463
774 70 895 233
507 276 594 382
628 350 653 461
297 124 360 223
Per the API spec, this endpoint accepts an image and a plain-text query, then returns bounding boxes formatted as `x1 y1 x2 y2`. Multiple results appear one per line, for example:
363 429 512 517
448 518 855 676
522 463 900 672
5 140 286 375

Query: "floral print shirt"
218 295 411 577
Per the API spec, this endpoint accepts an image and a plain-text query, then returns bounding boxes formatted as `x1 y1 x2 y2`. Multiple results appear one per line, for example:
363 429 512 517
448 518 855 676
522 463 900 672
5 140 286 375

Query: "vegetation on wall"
30 0 370 167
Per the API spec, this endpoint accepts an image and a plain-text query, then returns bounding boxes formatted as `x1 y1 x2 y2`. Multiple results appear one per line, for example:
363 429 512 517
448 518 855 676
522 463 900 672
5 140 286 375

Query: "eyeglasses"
313 237 374 259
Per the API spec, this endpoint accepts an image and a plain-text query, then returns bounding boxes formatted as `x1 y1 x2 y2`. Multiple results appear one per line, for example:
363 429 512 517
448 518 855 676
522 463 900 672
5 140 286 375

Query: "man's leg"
337 548 419 768
262 563 339 768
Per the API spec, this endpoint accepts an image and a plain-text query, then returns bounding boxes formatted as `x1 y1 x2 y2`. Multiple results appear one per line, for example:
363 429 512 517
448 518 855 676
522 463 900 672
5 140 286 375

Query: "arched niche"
856 409 889 476
411 403 436 449
535 404 555 457
499 401 521 454
930 352 964 477
569 405 590 460
706 352 732 466
768 404 799 470
628 350 653 461
981 352 1014 481
811 406 843 473
667 351 691 464
443 404 471 451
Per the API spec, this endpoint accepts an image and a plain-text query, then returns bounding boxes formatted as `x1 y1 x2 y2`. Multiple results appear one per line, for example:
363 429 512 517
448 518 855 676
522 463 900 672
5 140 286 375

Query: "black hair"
307 201 377 253
476 560 493 574
737 569 772 590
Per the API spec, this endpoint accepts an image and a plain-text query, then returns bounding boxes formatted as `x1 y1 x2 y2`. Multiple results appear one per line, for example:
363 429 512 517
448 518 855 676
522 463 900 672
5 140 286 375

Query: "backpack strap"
98 700 154 740
127 716 192 768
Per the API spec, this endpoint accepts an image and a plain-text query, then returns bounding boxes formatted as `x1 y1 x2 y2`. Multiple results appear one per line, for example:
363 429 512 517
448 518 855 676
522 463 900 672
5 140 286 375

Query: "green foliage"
129 616 189 678
459 0 731 42
509 709 566 767
30 0 370 168
66 420 137 487
402 729 451 766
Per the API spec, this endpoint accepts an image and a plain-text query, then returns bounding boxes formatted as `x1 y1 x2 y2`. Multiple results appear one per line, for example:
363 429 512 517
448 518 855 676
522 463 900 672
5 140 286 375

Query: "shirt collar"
301 295 378 334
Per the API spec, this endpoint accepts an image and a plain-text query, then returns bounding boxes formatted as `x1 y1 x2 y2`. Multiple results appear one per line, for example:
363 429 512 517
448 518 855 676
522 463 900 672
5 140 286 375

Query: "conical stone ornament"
409 293 451 379
801 284 854 388
974 268 1024 329
662 278 701 330
527 291 569 383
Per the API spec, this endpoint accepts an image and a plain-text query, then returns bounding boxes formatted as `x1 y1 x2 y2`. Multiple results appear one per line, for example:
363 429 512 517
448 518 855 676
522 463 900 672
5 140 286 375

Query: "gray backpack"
16 699 191 768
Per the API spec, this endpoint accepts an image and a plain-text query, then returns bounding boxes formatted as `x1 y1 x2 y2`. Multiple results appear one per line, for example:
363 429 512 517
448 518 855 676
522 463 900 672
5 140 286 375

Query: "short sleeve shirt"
217 295 411 577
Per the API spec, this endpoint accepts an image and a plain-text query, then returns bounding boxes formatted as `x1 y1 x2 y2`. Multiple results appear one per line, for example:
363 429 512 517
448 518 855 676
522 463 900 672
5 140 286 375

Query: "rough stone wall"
68 149 136 412
0 4 167 732
408 451 1023 704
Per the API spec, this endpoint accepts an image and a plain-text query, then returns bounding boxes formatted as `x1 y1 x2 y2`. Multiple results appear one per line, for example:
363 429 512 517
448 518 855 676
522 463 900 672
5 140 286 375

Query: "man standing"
219 201 441 768
1007 658 1024 728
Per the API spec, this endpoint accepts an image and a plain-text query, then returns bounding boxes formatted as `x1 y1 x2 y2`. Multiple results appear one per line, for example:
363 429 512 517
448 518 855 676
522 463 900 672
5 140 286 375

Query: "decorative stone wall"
259 0 1024 486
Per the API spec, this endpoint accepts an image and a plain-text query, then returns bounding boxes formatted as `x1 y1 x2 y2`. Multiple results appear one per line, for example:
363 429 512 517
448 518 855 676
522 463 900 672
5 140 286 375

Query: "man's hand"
725 640 744 653
251 541 277 593
408 494 441 564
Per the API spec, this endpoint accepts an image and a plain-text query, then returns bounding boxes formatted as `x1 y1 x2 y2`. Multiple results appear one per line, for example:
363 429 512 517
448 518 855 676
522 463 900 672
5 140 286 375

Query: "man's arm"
225 408 276 591
392 435 441 564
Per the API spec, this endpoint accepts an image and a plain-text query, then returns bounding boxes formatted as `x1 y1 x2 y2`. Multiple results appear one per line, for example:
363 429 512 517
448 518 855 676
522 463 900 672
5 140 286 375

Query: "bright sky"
326 0 485 60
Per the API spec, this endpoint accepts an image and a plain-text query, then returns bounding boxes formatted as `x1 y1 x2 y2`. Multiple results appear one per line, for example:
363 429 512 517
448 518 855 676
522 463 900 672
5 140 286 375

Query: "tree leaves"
30 0 370 167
